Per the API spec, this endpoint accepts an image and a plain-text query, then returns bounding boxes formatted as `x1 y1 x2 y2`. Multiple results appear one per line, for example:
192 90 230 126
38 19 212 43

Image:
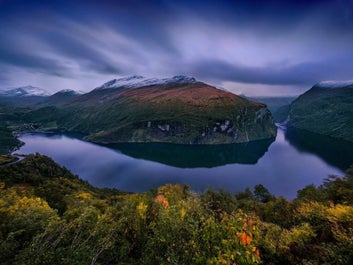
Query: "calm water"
14 127 353 199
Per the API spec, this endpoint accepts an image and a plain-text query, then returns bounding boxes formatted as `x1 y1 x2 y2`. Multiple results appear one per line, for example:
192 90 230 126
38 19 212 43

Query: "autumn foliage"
0 154 353 264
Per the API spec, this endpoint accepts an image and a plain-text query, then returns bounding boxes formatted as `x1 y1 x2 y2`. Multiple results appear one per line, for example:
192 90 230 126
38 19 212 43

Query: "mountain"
246 96 296 113
0 87 83 108
313 80 353 89
246 96 296 122
0 85 52 107
40 89 82 106
50 75 277 144
94 75 197 90
54 89 82 95
0 85 50 97
287 80 353 142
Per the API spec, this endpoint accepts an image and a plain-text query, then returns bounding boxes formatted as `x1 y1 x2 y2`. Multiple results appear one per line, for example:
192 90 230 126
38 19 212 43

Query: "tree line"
0 154 352 264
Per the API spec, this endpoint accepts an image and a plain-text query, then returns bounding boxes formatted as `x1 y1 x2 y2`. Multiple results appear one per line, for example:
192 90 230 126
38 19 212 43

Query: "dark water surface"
15 128 352 199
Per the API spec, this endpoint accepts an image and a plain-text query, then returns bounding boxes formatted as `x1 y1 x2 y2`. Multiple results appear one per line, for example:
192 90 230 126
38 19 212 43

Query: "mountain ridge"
25 76 277 144
0 85 50 97
0 76 277 145
286 80 353 142
94 75 197 90
313 80 353 89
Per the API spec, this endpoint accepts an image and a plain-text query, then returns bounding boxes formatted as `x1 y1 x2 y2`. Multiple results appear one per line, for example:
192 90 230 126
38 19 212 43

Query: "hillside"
1 154 352 265
0 124 21 154
247 96 296 123
51 76 277 144
288 81 353 142
0 106 24 154
39 89 81 106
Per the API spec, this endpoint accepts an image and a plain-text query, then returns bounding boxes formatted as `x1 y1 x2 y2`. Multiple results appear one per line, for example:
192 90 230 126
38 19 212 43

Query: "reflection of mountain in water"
285 128 353 171
107 138 275 168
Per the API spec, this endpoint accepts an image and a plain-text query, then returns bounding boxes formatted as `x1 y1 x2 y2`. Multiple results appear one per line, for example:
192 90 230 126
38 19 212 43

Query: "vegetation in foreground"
0 154 353 265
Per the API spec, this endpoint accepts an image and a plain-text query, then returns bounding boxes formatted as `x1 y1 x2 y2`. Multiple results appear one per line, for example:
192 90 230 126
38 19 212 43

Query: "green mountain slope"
0 106 23 154
289 81 353 142
0 76 277 146
53 78 277 144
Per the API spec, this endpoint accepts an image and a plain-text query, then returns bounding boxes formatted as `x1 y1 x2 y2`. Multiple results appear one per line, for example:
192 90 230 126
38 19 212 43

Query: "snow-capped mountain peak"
0 85 51 97
314 80 353 89
54 89 83 95
95 75 197 90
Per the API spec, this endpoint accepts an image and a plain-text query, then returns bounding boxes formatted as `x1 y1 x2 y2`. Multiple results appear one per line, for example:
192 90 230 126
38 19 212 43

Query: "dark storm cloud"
0 0 352 94
0 18 122 76
34 26 122 74
0 0 178 78
0 40 69 77
189 60 316 85
173 0 353 34
189 55 353 86
0 68 10 83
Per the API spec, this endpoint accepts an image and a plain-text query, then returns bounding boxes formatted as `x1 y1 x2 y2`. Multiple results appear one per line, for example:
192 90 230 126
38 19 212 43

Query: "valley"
2 76 353 200
2 1 353 264
13 128 347 198
0 76 277 146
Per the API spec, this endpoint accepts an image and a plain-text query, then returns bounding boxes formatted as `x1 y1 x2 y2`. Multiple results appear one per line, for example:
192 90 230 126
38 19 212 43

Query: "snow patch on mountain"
314 80 353 89
95 75 197 90
54 89 83 95
0 86 51 97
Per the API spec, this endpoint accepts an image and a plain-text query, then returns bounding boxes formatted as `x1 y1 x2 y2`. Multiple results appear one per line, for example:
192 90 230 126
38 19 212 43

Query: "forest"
0 154 352 265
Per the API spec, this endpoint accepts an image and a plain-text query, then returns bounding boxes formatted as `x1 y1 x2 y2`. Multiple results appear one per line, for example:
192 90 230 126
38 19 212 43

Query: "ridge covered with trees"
0 154 352 264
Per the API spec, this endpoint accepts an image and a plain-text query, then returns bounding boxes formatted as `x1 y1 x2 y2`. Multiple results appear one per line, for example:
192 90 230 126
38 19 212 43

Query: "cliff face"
288 81 353 142
60 79 277 144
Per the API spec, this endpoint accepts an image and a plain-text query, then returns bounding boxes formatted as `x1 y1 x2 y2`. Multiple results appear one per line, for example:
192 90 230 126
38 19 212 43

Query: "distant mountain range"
0 85 51 97
0 86 82 98
0 87 82 107
246 96 296 114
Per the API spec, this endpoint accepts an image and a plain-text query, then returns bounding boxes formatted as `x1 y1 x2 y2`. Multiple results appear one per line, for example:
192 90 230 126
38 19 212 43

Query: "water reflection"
15 129 346 199
285 128 353 171
107 138 275 168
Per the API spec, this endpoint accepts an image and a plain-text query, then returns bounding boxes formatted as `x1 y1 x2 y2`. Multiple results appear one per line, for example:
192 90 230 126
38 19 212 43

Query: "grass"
0 155 18 165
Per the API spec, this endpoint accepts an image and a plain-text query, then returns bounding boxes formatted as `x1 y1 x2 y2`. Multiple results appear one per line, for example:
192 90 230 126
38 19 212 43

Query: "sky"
0 0 352 96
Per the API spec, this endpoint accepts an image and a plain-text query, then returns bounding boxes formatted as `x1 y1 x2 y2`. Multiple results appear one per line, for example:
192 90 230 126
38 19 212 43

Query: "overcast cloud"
0 0 352 96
